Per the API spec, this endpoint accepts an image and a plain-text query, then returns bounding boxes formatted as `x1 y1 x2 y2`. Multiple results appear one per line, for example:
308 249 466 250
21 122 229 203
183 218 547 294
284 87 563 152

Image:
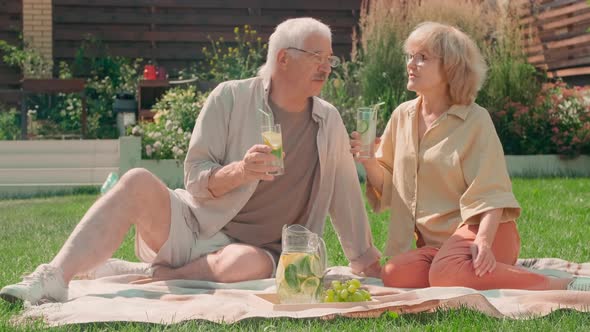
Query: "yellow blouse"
367 97 521 257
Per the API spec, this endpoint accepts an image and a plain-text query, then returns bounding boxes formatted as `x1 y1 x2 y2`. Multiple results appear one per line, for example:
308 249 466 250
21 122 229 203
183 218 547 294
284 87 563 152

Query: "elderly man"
1 17 381 305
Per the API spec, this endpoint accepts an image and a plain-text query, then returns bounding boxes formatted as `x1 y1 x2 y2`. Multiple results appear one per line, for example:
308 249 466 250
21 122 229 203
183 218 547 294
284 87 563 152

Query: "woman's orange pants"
381 221 551 290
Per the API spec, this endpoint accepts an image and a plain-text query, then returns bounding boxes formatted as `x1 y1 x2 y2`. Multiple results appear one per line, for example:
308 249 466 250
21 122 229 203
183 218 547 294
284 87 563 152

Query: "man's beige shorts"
135 189 233 268
135 189 277 275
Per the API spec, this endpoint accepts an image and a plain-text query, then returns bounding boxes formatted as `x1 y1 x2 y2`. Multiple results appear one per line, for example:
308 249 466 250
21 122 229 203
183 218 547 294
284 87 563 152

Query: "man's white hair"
258 17 332 81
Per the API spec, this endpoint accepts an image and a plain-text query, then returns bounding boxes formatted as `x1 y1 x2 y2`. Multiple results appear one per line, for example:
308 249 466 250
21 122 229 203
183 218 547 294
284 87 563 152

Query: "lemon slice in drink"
300 276 320 297
262 131 282 150
358 119 369 134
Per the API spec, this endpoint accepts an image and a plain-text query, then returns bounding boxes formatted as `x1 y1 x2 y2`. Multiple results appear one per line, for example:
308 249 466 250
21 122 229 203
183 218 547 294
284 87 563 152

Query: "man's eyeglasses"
404 53 436 66
287 47 341 68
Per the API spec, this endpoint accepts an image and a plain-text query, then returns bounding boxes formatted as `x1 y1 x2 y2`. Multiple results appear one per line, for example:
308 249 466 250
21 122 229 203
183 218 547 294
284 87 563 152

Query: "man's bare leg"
152 244 274 283
0 168 173 303
51 168 172 283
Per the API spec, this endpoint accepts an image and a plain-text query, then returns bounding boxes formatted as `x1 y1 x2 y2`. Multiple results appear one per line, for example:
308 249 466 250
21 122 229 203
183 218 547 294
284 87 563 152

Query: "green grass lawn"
1 178 589 331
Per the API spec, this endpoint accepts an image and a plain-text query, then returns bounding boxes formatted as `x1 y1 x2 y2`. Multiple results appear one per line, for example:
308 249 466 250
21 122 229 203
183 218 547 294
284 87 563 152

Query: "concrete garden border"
120 137 590 187
1 137 587 198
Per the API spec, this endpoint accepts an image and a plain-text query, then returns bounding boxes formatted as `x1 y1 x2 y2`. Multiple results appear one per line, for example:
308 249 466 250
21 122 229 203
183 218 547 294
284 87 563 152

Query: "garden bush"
494 82 590 157
130 86 208 161
0 37 141 139
199 25 267 83
0 105 20 140
321 60 364 133
0 38 52 78
56 37 142 139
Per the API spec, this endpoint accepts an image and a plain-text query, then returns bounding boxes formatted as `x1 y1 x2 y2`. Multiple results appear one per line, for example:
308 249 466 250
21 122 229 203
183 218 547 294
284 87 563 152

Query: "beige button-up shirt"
368 97 521 257
176 76 381 273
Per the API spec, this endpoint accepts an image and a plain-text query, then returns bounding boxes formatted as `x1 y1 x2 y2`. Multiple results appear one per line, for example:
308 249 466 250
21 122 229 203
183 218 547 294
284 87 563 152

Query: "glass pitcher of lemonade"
276 224 327 304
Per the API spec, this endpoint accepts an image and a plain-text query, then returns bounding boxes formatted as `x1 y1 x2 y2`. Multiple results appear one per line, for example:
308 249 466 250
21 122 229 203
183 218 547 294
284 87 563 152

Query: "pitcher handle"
318 237 328 276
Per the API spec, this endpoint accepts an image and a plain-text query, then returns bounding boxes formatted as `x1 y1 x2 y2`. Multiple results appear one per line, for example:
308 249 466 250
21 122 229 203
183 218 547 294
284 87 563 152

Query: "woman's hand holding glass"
350 131 381 163
350 131 384 193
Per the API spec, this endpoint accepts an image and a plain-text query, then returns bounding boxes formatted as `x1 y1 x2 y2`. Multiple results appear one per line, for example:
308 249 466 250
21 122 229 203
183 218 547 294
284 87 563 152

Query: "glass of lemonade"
356 107 378 159
261 124 284 175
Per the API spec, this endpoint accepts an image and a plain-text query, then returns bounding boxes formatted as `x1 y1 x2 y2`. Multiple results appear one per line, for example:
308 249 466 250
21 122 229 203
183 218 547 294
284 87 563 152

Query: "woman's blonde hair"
404 21 487 105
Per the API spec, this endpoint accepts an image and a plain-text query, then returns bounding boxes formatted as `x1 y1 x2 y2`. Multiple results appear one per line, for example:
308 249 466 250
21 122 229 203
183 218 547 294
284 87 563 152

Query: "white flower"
154 141 162 150
177 127 183 134
165 120 173 131
172 145 184 158
132 126 142 135
145 145 153 157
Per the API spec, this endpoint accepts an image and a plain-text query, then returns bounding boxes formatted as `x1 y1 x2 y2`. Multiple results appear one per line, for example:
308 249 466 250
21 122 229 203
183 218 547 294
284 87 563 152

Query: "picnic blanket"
13 258 590 327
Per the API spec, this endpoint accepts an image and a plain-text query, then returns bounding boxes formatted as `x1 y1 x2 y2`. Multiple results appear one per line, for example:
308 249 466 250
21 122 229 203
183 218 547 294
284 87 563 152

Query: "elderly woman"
351 21 588 291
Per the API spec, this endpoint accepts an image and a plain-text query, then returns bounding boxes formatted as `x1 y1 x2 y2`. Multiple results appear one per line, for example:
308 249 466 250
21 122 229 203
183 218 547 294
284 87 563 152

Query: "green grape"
322 279 372 303
339 289 349 301
324 292 334 302
350 292 365 302
359 289 372 300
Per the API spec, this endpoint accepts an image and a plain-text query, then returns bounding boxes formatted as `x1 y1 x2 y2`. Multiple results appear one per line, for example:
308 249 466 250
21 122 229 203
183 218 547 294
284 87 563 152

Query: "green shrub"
357 33 412 133
199 25 267 83
321 60 364 133
0 39 52 78
493 82 590 157
10 37 142 139
63 37 142 139
477 3 542 111
130 86 208 161
0 106 20 140
539 82 590 157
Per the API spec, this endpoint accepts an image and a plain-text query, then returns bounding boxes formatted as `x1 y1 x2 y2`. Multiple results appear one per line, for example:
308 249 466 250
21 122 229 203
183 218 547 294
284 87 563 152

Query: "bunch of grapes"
323 279 372 303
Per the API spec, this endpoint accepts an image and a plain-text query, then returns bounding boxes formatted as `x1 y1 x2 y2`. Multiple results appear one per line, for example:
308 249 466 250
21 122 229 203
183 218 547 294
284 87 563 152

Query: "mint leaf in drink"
296 255 312 276
284 264 299 290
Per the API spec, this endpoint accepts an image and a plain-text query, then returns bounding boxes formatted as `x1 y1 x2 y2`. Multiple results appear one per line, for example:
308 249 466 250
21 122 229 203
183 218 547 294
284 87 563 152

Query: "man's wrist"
208 161 248 197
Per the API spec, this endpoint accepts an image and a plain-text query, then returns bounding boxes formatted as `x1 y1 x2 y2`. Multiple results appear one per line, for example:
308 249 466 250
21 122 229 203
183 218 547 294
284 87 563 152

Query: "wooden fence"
2 0 589 108
52 0 362 73
519 0 590 78
0 0 22 106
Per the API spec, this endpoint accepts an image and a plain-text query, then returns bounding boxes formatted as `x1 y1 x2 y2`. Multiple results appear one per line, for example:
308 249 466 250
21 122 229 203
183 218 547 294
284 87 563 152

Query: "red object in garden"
143 65 157 80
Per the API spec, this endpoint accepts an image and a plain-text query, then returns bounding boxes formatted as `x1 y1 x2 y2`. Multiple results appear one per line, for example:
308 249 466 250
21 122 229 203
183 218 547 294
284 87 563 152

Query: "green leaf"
295 255 312 276
284 264 299 290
